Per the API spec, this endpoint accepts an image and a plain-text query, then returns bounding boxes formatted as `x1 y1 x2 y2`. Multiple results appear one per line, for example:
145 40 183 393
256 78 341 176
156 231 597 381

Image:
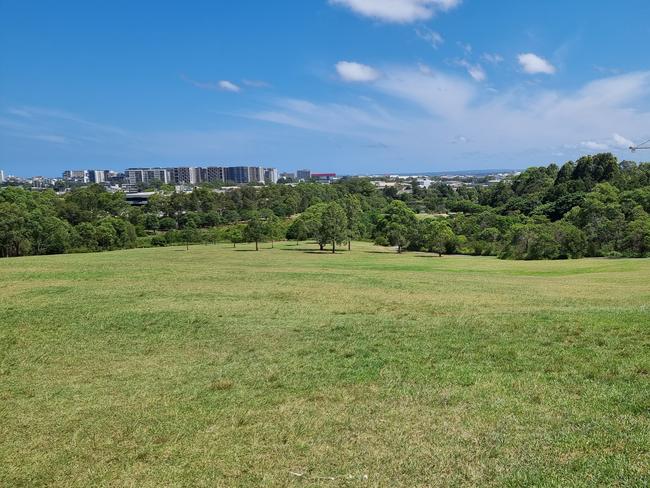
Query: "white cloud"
455 59 486 82
580 141 609 151
451 135 469 144
457 42 472 55
518 53 556 75
243 67 650 166
415 27 444 49
482 53 504 64
329 0 461 23
182 75 242 93
218 80 241 92
336 61 381 82
9 70 650 171
248 97 394 136
612 133 634 148
374 65 475 119
0 106 132 154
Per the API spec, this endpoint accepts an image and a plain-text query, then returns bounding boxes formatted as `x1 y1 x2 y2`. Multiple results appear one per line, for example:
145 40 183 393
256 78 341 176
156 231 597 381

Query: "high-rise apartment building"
63 170 89 183
224 166 264 184
124 168 170 191
108 165 278 190
87 170 107 184
296 169 311 181
169 167 201 185
200 167 225 183
264 168 279 184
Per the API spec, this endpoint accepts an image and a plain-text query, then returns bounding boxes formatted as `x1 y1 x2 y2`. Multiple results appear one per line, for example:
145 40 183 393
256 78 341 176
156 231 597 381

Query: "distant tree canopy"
1 154 650 259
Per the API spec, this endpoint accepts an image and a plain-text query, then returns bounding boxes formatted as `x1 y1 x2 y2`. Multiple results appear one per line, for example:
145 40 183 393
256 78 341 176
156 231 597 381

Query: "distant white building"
264 167 279 184
87 170 107 184
418 178 435 189
169 167 201 185
0 170 4 183
63 170 89 183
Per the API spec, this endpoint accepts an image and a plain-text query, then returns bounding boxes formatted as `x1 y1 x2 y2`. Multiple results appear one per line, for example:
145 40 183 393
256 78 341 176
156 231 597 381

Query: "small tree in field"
224 225 244 248
342 195 364 250
287 218 309 245
300 203 328 250
386 222 410 253
319 202 348 253
262 213 283 248
244 214 266 251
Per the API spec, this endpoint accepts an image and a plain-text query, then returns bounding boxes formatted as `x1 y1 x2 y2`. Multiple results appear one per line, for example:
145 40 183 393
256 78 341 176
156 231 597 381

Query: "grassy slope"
1 242 649 487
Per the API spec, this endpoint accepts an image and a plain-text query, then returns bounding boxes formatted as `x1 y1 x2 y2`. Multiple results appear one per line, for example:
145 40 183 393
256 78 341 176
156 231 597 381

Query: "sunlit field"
1 242 649 486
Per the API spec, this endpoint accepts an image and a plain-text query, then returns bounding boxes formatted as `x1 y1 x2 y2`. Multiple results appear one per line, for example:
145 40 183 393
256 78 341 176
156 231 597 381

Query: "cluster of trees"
447 154 650 259
0 186 137 258
1 153 649 260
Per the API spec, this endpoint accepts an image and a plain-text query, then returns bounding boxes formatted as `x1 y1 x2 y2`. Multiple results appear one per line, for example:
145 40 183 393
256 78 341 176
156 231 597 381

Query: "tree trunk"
233 242 236 248
255 240 259 251
332 241 336 254
397 245 402 254
319 243 324 251
348 240 351 251
271 239 274 249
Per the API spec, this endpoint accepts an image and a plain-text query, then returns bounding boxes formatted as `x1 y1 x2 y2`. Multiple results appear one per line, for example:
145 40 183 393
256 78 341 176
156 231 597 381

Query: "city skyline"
1 0 650 176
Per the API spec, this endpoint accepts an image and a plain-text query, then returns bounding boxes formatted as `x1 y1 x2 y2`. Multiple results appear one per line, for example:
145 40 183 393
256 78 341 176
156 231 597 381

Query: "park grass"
1 241 649 487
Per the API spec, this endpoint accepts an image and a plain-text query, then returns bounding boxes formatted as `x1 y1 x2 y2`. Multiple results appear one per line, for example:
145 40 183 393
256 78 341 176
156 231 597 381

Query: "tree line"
1 153 649 259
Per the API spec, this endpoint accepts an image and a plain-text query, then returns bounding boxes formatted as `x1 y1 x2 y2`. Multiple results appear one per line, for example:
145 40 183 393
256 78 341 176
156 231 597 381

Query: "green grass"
1 241 649 487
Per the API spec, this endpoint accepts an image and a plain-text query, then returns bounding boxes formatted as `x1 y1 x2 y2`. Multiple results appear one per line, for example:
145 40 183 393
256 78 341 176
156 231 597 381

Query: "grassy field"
1 241 649 487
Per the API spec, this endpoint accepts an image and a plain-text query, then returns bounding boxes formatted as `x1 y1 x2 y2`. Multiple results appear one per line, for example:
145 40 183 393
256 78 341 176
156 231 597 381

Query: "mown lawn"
1 242 649 487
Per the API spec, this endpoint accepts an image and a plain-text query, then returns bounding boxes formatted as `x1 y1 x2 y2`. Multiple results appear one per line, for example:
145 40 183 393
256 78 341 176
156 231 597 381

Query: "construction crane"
630 139 650 152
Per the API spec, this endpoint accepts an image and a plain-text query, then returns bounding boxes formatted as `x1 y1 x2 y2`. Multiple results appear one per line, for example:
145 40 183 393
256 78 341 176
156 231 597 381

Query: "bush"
151 235 168 247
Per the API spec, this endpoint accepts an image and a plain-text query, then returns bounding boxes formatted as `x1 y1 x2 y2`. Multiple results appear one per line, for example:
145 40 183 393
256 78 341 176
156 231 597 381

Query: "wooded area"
1 153 649 259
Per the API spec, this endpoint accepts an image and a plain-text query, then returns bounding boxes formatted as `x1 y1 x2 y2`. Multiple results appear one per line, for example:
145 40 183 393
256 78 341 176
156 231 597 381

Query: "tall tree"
319 202 348 253
224 225 244 248
262 212 283 248
342 195 364 250
287 218 309 245
244 214 266 251
376 200 417 253
299 203 328 250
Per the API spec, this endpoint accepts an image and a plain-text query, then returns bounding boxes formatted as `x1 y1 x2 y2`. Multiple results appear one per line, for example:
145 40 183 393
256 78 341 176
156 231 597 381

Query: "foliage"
374 200 417 253
243 213 266 251
1 153 650 259
318 202 348 253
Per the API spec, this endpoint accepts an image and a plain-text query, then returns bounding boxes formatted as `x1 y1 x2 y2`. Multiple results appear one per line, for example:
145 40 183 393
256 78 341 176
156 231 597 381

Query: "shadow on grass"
280 248 350 254
280 247 326 252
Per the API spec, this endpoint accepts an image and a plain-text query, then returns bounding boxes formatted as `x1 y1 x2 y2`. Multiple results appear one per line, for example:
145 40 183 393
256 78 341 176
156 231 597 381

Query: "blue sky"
1 0 650 176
